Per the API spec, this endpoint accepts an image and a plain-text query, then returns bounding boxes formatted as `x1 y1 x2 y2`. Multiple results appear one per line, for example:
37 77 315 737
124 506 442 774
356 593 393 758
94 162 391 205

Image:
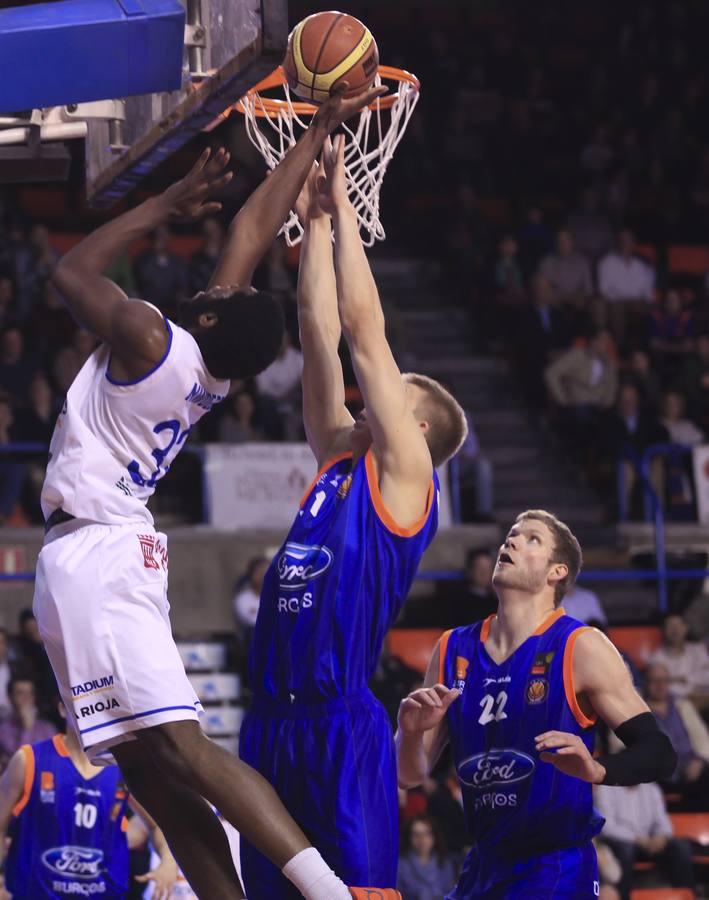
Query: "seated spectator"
0 327 38 402
645 662 709 810
233 555 269 654
514 273 569 407
660 389 704 446
456 412 494 522
567 187 613 264
681 330 709 432
255 332 303 441
217 390 265 444
189 216 225 295
624 349 661 414
16 609 57 715
598 230 656 348
561 584 607 624
599 383 668 517
594 780 695 900
493 235 525 304
0 675 56 758
544 328 618 461
516 205 553 278
0 397 27 525
594 837 622 900
648 613 709 699
133 225 188 320
397 815 457 900
648 289 695 372
435 547 497 628
53 329 98 395
537 229 592 307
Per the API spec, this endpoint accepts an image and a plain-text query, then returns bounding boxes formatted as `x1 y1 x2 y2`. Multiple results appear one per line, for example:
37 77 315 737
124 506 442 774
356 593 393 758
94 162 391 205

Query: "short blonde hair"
515 509 582 606
402 373 468 467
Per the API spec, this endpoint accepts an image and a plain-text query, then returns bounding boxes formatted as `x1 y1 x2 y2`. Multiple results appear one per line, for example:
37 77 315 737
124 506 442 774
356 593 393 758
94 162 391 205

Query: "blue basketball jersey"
249 449 439 702
440 609 604 897
6 735 130 899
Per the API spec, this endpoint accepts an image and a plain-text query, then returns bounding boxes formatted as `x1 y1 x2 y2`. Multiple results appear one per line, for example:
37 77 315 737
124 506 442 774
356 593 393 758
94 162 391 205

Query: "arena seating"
607 626 663 670
387 628 444 674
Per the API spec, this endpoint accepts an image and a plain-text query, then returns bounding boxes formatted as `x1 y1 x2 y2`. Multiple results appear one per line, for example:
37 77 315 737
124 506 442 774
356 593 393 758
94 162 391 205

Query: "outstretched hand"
134 858 180 900
159 147 233 221
398 684 461 736
294 160 327 224
535 730 606 784
312 81 387 134
315 135 350 215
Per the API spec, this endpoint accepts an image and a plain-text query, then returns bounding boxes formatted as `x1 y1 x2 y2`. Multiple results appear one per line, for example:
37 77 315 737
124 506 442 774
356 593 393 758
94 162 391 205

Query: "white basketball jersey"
42 315 228 525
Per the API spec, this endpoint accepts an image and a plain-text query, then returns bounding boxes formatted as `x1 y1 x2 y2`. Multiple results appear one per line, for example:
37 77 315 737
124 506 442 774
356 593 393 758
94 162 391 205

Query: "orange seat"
668 245 709 276
387 629 444 675
670 813 709 846
607 626 662 670
636 243 658 263
631 890 695 900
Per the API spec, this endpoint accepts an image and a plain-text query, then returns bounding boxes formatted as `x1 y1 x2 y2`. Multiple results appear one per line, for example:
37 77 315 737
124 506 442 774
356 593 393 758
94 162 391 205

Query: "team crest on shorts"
525 677 549 704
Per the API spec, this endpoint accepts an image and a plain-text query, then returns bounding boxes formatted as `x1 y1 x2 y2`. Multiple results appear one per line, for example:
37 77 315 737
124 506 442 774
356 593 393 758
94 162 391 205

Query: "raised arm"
52 148 231 379
295 164 353 466
319 136 432 524
208 84 386 290
395 639 459 788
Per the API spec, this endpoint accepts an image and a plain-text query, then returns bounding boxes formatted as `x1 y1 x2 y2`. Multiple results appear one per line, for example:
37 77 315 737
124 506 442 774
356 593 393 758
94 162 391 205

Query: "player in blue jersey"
0 716 178 899
238 135 468 900
396 509 678 899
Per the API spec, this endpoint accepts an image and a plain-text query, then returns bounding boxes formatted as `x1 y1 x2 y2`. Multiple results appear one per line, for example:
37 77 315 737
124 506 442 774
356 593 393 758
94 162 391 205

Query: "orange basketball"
283 11 379 104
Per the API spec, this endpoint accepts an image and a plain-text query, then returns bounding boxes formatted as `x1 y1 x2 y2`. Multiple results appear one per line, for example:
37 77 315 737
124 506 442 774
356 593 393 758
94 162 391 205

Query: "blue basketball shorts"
239 690 399 900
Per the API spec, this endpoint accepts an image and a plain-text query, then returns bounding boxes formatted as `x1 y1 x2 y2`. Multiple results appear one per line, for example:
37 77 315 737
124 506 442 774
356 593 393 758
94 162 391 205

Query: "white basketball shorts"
33 519 202 764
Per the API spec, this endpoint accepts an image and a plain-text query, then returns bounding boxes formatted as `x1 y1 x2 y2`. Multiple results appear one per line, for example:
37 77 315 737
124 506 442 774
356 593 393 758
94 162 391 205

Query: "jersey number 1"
478 691 508 725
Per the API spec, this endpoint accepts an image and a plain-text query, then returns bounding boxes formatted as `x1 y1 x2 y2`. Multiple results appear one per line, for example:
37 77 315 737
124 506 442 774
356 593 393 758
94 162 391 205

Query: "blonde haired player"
33 83 384 900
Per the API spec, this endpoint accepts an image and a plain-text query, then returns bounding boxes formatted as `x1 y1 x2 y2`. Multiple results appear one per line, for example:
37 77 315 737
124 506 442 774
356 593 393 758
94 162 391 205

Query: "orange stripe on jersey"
532 607 565 636
299 453 353 508
52 734 69 757
438 629 453 683
364 449 435 538
120 816 128 832
563 626 597 729
480 614 495 643
12 745 35 817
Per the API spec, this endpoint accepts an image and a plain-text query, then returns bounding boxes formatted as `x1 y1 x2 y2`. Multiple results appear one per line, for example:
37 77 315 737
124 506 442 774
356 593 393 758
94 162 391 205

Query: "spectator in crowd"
456 412 494 522
659 390 704 446
133 225 188 320
0 628 13 718
0 275 17 331
27 278 76 359
567 187 613 264
648 613 709 700
516 205 553 278
217 390 265 444
681 330 709 432
435 547 497 631
255 331 303 441
11 372 56 522
233 555 269 653
561 584 607 624
397 815 457 900
493 235 525 305
0 397 27 525
514 273 569 407
20 223 60 313
600 382 668 516
624 349 661 414
188 216 225 294
0 675 56 758
53 329 98 395
0 327 37 402
598 230 655 347
537 228 592 307
594 838 622 900
15 609 57 715
644 662 709 810
580 124 615 176
648 290 695 368
594 780 695 900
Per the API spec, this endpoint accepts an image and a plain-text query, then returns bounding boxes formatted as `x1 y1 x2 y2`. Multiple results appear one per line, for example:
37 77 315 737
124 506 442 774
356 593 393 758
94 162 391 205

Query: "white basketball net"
238 71 420 246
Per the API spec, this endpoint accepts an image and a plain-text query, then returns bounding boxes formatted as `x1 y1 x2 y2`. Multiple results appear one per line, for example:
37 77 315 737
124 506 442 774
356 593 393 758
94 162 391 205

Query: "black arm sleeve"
596 712 677 786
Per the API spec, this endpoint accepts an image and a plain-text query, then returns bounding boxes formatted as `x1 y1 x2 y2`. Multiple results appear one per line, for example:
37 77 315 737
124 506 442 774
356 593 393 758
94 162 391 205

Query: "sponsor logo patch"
277 542 333 590
70 677 113 698
525 677 549 704
75 698 121 719
454 656 469 692
41 846 104 879
458 749 535 789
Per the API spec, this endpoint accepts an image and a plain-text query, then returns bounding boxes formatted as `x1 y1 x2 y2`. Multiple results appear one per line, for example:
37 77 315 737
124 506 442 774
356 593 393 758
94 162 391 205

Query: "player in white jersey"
33 83 385 900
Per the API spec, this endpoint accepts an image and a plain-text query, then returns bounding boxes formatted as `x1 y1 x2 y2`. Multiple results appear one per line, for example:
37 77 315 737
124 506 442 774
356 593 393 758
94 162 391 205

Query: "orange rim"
233 65 420 119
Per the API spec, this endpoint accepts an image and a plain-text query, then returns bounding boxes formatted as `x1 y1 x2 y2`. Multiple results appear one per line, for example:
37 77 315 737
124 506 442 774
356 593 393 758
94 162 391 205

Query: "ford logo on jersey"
458 749 535 789
41 846 105 879
277 543 333 590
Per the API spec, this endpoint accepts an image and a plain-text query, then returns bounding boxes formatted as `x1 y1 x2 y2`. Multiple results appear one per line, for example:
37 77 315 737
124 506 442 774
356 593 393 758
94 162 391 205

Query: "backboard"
85 0 288 206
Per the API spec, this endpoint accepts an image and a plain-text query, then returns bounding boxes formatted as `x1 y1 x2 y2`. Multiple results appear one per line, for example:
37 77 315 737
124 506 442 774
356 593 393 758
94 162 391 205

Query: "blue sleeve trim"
105 317 173 386
79 700 200 735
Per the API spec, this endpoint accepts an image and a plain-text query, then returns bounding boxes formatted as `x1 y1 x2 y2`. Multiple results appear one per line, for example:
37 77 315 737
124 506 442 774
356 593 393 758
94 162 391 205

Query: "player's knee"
138 720 206 783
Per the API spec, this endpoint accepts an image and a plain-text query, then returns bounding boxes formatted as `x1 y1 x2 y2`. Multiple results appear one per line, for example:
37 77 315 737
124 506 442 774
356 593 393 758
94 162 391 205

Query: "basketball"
283 11 379 104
